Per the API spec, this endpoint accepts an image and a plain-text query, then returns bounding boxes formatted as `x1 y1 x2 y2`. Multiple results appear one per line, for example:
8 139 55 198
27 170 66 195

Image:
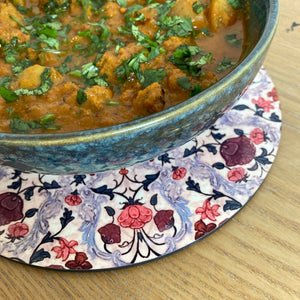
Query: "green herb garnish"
225 34 243 47
192 1 208 14
8 113 60 133
228 0 240 9
190 82 202 96
77 88 87 105
216 57 236 73
170 45 212 76
143 69 167 88
177 76 191 90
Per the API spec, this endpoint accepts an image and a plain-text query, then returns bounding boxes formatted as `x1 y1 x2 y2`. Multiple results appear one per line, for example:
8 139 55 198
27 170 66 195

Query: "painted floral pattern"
0 68 281 271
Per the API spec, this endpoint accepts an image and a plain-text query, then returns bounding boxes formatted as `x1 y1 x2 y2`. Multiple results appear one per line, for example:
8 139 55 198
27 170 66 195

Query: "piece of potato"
208 0 237 31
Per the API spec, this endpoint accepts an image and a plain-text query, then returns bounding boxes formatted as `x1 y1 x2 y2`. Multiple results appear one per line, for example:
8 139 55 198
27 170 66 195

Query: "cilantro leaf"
228 0 240 9
190 82 202 96
43 0 71 15
177 76 191 90
115 51 148 83
0 76 13 89
11 59 33 76
170 45 212 76
15 67 53 96
117 0 127 7
225 34 243 47
69 63 108 86
157 0 176 22
216 57 236 73
0 37 26 64
8 112 60 133
77 88 87 105
159 16 194 40
192 1 208 14
57 55 72 74
0 87 18 102
131 25 161 59
143 69 167 88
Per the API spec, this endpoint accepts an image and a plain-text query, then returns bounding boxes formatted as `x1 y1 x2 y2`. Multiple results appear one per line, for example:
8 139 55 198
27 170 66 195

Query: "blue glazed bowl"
0 0 279 174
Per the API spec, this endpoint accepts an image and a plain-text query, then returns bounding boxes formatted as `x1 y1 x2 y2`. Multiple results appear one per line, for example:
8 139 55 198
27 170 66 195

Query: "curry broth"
0 0 246 133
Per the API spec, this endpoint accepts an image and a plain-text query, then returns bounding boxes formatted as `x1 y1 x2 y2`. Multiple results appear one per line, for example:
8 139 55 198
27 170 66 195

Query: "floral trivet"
0 67 281 271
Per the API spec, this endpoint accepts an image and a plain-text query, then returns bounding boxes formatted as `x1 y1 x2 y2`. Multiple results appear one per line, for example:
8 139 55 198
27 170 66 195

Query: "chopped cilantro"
225 34 243 47
159 16 194 40
177 76 191 90
11 59 33 76
199 27 210 36
192 1 208 14
117 0 127 7
228 0 240 9
170 45 212 76
43 0 70 15
77 88 87 105
131 25 161 59
143 69 167 88
105 101 120 106
14 67 53 96
115 51 148 83
0 87 19 103
9 113 60 133
190 82 202 97
115 39 126 55
0 66 53 102
216 57 236 73
57 55 73 74
157 0 175 22
15 4 31 15
0 37 26 64
0 76 13 89
124 4 144 28
69 63 108 86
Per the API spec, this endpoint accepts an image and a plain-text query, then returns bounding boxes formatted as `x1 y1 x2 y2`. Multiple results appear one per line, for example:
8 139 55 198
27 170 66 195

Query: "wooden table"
0 1 299 299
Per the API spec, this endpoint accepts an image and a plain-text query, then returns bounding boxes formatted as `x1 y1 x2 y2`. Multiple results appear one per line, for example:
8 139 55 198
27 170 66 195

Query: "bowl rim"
0 0 279 147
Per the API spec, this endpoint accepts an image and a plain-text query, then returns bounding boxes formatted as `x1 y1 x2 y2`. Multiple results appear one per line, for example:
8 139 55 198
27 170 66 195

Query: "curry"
0 0 247 133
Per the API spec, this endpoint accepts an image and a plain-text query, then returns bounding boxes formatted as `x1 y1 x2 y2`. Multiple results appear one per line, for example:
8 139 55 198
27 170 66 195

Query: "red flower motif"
227 167 246 182
172 167 187 180
65 252 93 270
267 87 279 101
65 194 82 206
51 238 78 261
98 223 121 244
195 200 220 221
154 210 174 232
220 135 256 166
117 205 152 229
252 97 274 112
194 219 217 239
47 265 65 270
119 168 128 175
7 222 29 237
0 192 23 226
250 128 265 145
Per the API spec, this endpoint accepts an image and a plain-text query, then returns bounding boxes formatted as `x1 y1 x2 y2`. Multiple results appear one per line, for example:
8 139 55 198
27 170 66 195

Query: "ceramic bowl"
0 0 279 175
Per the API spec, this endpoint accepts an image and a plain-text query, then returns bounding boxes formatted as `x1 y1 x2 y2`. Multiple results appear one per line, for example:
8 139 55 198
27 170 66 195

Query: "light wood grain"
0 1 299 299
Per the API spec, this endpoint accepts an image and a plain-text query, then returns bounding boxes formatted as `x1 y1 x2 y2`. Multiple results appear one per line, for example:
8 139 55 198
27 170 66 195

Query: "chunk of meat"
103 2 124 35
84 86 113 111
133 82 165 114
96 43 143 83
169 0 209 29
11 65 63 90
0 3 30 44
